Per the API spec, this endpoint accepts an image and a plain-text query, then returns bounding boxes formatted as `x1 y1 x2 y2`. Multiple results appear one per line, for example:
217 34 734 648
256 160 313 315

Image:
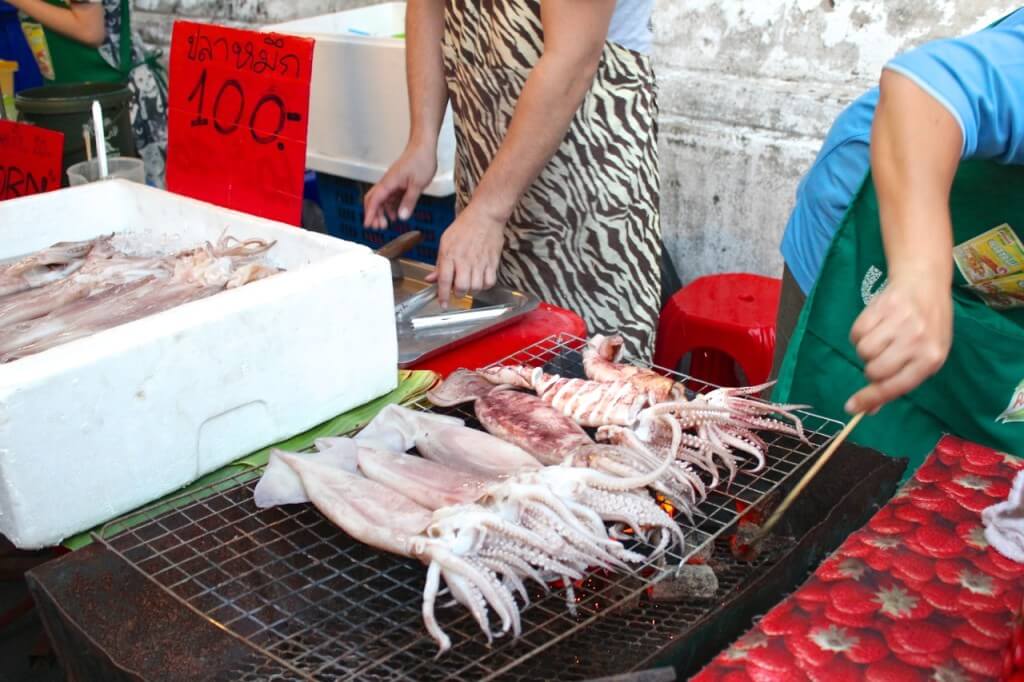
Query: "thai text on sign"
165 21 314 225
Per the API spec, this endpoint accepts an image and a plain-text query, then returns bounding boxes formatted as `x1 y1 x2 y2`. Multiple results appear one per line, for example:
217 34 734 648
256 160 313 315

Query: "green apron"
774 160 1024 474
42 0 130 84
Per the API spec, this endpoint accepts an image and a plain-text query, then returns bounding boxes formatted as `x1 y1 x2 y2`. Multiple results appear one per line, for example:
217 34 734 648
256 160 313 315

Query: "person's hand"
845 275 953 415
363 143 437 230
426 202 505 308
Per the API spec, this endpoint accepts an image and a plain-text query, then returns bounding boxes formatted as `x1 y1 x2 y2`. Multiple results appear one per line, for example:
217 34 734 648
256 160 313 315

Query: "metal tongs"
410 304 510 329
395 284 437 320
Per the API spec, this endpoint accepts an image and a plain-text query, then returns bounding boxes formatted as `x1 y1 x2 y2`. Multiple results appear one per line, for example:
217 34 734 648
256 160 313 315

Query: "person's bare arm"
845 69 962 415
5 0 104 48
429 0 617 305
465 0 616 226
364 0 448 228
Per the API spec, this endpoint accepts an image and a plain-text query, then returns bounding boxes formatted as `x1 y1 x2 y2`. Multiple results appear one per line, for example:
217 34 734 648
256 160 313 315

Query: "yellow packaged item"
0 60 16 120
969 271 1024 310
21 22 55 81
953 224 1024 285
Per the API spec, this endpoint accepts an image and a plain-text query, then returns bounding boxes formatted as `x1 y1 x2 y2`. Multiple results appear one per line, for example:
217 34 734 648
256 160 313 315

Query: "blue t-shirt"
608 0 654 54
780 8 1024 294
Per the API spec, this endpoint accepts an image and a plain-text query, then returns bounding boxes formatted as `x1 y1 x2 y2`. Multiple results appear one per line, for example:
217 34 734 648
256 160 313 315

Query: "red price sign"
166 21 314 225
0 120 64 201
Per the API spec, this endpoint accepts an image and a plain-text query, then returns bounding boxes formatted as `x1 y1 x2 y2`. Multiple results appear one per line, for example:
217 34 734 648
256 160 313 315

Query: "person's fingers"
483 265 497 290
398 183 423 223
363 185 383 229
425 270 437 283
435 257 455 310
469 265 484 294
845 382 885 416
845 360 930 415
862 337 913 383
854 318 902 365
850 297 889 345
453 265 472 301
364 176 400 230
383 193 399 224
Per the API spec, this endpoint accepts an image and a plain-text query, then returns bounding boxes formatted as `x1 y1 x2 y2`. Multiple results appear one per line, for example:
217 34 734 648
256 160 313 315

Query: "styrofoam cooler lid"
267 2 407 39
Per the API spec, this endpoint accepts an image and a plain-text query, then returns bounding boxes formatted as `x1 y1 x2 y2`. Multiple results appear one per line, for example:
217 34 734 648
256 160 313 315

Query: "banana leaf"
66 370 438 550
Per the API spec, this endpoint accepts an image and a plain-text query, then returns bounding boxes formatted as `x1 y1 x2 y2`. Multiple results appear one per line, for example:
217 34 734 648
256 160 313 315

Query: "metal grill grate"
96 333 842 680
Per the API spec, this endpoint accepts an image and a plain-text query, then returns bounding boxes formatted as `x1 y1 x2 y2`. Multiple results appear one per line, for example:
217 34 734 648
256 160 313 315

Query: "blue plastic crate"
0 5 43 93
316 172 455 265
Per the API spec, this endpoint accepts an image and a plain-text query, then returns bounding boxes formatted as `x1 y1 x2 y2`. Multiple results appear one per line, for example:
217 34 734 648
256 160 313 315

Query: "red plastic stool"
654 273 781 388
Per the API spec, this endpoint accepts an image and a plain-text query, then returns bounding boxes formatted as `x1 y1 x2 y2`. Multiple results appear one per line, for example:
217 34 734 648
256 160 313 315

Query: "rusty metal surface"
22 441 902 682
26 545 263 682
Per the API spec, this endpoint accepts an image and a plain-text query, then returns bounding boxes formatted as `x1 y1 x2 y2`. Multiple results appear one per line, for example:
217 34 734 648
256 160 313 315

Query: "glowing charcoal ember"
648 563 719 601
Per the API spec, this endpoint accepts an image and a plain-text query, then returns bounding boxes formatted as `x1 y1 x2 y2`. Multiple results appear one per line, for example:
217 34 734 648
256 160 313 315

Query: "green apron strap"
118 0 131 75
773 173 874 405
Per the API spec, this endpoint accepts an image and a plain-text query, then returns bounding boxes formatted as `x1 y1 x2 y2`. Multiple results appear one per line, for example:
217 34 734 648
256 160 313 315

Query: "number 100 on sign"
187 68 302 151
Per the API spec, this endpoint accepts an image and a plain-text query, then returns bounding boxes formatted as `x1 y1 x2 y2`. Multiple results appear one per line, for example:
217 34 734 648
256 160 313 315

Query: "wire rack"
96 333 843 681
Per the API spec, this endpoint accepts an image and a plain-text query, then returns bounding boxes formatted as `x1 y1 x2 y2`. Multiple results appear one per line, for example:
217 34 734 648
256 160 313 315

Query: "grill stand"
24 441 902 681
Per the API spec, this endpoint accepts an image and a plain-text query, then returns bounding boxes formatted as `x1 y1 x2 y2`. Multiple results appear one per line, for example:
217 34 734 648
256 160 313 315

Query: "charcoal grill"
94 334 854 681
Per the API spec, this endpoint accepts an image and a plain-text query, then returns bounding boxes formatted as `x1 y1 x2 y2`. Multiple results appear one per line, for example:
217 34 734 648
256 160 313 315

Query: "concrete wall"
653 0 1019 283
133 0 378 51
134 0 1021 282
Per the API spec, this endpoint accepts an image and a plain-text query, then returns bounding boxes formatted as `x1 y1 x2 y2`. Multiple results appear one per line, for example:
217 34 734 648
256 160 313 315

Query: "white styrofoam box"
267 2 456 197
0 180 398 548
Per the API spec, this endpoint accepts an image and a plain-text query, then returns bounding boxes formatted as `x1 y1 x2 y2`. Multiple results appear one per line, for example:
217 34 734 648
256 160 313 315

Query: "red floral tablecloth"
694 436 1024 682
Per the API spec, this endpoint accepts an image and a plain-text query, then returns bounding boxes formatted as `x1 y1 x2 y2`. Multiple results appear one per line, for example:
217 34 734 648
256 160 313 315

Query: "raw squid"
351 405 685 550
582 334 681 402
253 438 360 508
426 372 706 511
626 381 810 482
0 237 102 298
273 452 610 652
276 453 518 652
0 277 224 362
432 348 809 491
257 404 686 652
478 365 649 428
0 234 279 363
356 446 489 509
356 403 542 478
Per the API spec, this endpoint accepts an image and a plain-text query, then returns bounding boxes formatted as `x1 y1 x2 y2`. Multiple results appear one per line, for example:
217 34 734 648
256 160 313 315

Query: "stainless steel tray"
393 259 540 367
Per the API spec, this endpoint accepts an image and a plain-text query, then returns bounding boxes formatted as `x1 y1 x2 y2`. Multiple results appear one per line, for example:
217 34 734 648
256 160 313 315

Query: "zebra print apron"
442 0 662 362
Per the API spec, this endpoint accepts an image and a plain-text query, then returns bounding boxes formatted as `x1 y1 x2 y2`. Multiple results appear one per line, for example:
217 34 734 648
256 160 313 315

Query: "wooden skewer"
751 411 866 544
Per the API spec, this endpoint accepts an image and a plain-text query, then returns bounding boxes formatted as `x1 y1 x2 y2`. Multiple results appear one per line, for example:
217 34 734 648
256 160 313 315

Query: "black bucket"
15 82 134 186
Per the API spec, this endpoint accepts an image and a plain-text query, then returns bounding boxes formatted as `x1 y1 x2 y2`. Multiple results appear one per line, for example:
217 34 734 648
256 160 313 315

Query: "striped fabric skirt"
442 0 662 362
